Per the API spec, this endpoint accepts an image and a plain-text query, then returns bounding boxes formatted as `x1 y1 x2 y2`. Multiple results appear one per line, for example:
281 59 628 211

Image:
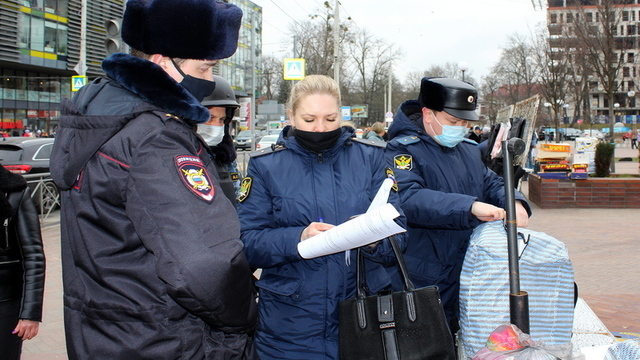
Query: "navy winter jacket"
384 100 532 324
50 53 257 360
238 126 406 360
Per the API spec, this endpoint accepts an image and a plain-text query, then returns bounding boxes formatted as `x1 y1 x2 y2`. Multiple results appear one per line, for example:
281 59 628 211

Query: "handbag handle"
356 236 415 298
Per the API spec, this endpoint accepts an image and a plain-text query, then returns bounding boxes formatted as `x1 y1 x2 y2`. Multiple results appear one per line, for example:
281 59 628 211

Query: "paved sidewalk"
21 147 640 357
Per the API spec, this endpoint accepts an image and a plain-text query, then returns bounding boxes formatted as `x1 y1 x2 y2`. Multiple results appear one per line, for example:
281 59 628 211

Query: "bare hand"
300 222 335 241
471 201 506 222
515 201 530 228
13 320 39 340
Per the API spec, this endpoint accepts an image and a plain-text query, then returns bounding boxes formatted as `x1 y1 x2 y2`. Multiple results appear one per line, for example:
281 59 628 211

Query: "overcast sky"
256 0 547 85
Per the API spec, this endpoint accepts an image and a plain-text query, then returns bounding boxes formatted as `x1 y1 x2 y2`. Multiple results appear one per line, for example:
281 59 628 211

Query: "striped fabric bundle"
458 221 575 359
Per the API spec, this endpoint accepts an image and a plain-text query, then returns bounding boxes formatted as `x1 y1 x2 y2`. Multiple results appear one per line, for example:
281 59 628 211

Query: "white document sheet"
297 202 406 259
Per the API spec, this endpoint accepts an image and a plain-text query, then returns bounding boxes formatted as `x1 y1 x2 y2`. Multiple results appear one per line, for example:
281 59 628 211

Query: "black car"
0 137 59 212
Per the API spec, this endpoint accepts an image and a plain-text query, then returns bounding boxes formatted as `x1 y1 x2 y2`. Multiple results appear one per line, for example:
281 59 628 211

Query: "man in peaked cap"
384 77 531 335
50 0 257 358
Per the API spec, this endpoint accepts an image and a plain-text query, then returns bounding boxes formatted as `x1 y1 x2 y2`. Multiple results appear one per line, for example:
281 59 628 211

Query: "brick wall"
528 174 640 208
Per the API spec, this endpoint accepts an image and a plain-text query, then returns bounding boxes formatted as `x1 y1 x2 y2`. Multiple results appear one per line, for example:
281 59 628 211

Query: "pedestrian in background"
385 77 531 334
365 121 387 142
0 164 45 360
238 74 406 359
199 75 242 205
49 0 257 358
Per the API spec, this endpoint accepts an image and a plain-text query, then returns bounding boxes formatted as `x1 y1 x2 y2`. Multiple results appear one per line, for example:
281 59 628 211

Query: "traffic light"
105 19 128 54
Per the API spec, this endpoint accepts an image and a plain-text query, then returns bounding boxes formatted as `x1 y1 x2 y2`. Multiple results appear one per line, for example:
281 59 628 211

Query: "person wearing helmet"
384 77 532 334
199 75 241 205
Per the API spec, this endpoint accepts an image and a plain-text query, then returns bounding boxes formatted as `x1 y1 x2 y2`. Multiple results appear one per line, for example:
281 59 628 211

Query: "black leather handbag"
339 237 456 360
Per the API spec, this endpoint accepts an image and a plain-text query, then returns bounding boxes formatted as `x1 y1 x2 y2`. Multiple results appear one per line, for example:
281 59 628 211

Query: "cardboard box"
575 137 598 153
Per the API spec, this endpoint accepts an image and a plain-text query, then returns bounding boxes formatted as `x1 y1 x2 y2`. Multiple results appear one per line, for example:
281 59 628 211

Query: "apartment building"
547 0 640 124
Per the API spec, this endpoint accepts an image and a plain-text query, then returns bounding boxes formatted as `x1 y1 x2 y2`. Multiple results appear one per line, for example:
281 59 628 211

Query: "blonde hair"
287 75 341 119
371 122 385 134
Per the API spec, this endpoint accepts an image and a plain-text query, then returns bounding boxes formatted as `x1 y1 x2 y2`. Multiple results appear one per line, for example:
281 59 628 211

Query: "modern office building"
0 0 262 134
547 0 640 124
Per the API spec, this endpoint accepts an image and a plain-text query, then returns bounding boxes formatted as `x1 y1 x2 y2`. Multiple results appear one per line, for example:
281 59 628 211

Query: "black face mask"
294 127 343 153
171 59 216 102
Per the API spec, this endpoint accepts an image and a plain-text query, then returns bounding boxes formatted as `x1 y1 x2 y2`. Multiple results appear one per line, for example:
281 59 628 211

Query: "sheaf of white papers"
297 178 406 259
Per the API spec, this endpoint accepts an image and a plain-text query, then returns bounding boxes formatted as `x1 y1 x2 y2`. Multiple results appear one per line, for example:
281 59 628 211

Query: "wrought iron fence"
22 172 59 222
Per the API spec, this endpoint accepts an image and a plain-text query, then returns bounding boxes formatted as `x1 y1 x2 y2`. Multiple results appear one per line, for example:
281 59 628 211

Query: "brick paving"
20 146 640 358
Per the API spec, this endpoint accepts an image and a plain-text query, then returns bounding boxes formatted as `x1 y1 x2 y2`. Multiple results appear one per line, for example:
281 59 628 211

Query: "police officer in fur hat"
50 0 257 358
384 77 532 334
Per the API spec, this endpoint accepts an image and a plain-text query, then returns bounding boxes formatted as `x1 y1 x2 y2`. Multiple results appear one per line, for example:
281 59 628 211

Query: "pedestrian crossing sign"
283 58 305 80
71 76 88 92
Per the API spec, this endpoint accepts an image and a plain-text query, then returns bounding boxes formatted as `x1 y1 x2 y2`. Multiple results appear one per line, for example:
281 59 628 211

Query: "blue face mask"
431 113 468 148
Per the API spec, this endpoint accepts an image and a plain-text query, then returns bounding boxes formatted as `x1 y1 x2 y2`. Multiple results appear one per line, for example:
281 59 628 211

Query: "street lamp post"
458 62 469 82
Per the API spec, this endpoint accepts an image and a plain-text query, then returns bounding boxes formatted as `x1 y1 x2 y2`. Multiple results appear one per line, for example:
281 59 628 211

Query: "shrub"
594 142 615 177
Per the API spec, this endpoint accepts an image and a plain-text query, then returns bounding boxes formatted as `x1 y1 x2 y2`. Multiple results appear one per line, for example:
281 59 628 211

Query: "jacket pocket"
256 269 304 297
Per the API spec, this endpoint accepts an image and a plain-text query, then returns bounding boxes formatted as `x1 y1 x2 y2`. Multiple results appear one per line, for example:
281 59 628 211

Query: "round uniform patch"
175 155 214 202
394 154 413 171
237 177 252 203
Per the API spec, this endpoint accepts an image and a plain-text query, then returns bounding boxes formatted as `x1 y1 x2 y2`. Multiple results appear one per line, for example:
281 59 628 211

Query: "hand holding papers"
297 179 406 259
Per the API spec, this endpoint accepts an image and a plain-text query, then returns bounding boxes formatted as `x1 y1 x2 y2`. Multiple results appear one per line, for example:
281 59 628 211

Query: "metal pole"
502 138 530 334
250 13 257 151
333 0 340 87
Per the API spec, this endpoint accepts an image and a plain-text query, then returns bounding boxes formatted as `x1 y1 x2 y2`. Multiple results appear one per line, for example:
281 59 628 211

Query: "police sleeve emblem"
175 155 214 201
394 154 413 171
237 177 252 203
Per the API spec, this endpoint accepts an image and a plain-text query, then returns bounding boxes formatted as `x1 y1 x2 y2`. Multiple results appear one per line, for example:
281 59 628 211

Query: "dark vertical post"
502 138 530 334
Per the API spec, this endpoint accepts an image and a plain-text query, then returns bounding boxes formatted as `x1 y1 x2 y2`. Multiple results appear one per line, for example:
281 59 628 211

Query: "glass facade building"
0 0 262 135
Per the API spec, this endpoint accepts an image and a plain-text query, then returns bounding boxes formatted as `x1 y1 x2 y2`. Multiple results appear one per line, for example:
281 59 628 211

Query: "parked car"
233 130 263 150
560 128 582 141
256 134 279 150
0 137 59 211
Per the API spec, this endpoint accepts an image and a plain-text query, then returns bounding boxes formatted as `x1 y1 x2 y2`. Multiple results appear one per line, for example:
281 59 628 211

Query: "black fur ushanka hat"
122 0 243 60
418 77 479 121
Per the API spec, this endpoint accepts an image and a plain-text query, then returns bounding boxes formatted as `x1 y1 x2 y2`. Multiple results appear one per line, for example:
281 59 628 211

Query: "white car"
256 134 280 150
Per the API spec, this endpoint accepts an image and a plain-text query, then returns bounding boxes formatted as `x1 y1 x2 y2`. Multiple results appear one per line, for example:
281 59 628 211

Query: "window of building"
559 13 564 23
624 67 630 77
550 13 558 23
567 13 574 23
623 11 629 22
629 80 635 90
589 81 598 90
29 17 45 51
629 53 635 63
628 25 636 36
18 13 30 48
586 12 593 22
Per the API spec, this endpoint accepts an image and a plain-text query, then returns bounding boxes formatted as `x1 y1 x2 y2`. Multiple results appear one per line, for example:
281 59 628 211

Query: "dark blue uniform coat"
238 126 406 360
384 100 531 324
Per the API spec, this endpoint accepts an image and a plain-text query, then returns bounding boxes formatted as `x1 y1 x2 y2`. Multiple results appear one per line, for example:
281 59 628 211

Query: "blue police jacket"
384 100 532 323
238 126 406 360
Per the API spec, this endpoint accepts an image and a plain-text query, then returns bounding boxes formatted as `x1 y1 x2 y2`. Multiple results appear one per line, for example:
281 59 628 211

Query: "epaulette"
390 135 420 146
350 138 386 148
249 144 287 157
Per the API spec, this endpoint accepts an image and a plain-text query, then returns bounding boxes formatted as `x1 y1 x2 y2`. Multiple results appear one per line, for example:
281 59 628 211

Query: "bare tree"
343 28 402 125
490 33 540 105
259 55 283 100
479 74 503 126
533 26 572 141
569 0 630 138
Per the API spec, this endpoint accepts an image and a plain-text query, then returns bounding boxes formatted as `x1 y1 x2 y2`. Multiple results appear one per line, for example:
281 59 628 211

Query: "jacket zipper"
3 218 8 250
316 152 324 163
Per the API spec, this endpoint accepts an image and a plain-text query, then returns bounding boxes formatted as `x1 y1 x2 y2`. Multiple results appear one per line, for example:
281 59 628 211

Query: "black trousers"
0 299 22 360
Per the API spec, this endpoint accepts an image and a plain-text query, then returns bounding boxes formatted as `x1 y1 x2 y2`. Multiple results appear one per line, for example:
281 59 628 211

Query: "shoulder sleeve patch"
386 168 399 192
393 154 413 171
237 177 253 202
175 155 214 202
